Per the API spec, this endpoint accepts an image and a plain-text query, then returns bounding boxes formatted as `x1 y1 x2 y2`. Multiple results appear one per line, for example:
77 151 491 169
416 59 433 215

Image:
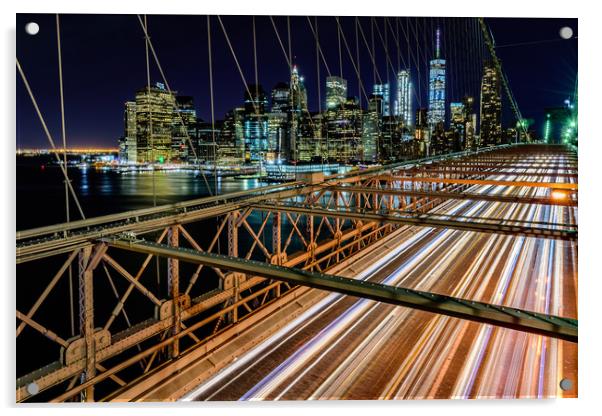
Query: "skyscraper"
372 83 391 117
290 65 308 111
414 107 430 157
288 65 308 160
173 96 196 161
480 61 502 146
427 28 446 128
361 94 382 162
243 84 268 162
135 82 176 163
325 76 348 110
220 107 245 162
450 102 466 151
270 82 290 113
395 70 412 126
123 101 137 163
269 82 290 161
325 96 363 163
462 96 476 149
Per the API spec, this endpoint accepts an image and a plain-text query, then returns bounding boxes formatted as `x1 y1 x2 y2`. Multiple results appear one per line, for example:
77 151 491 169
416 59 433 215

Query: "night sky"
16 14 577 148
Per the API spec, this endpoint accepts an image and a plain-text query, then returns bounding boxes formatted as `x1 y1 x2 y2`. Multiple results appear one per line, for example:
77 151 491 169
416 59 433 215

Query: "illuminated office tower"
173 96 196 161
450 102 465 126
414 107 430 157
427 28 446 127
288 65 308 160
372 83 391 117
268 82 290 160
450 102 466 151
220 107 245 162
135 82 176 163
395 70 412 126
123 101 137 163
243 84 269 162
361 94 382 162
267 112 287 161
480 61 502 146
325 76 348 109
290 65 308 111
325 96 363 162
271 82 290 113
461 96 476 149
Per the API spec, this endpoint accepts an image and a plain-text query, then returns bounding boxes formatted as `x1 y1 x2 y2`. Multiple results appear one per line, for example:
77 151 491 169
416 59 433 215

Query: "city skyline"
17 15 577 148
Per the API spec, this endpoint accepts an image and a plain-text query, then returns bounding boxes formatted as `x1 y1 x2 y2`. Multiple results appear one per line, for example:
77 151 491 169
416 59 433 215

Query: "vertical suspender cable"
207 16 217 195
337 17 343 78
370 18 376 88
16 60 85 220
355 17 361 110
384 17 390 110
56 15 70 224
135 15 211 194
252 15 261 167
56 13 75 338
253 15 259 115
395 17 400 73
142 15 161 292
207 15 221 254
287 16 292 68
143 15 156 208
314 16 324 165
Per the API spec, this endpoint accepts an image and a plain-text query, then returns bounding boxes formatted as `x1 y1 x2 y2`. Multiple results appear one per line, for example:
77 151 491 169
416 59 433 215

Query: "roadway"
180 157 577 400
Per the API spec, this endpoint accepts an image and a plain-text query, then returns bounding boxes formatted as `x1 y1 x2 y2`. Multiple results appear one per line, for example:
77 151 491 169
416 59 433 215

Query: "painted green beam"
104 238 578 343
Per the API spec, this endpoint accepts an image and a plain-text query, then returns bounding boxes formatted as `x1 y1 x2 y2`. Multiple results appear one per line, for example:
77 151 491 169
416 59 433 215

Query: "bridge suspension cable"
16 59 86 221
135 14 214 196
479 17 530 141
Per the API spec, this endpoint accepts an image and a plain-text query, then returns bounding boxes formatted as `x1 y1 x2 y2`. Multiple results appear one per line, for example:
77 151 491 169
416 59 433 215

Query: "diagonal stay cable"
269 16 293 72
207 16 218 194
135 14 213 196
305 16 333 77
16 58 86 221
335 17 371 105
268 16 320 143
216 15 259 116
55 13 76 338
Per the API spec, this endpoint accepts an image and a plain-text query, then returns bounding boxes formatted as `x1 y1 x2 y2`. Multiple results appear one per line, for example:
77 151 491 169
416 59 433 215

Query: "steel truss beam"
16 218 386 401
103 238 578 343
379 176 578 190
328 186 578 207
425 163 577 171
251 203 577 241
407 169 577 178
15 146 513 263
15 182 321 263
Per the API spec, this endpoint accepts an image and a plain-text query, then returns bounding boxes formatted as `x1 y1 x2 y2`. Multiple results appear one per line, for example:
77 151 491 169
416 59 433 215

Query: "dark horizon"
16 14 577 148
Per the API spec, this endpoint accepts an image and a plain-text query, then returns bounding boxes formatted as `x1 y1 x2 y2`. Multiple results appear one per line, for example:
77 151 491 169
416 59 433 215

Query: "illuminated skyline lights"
372 83 391 117
135 82 177 164
427 28 446 127
325 76 348 110
480 61 502 146
243 84 269 162
395 69 412 127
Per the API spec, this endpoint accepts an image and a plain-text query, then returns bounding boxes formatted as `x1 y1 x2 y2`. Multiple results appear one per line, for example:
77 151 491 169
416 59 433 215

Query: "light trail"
181 154 577 401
